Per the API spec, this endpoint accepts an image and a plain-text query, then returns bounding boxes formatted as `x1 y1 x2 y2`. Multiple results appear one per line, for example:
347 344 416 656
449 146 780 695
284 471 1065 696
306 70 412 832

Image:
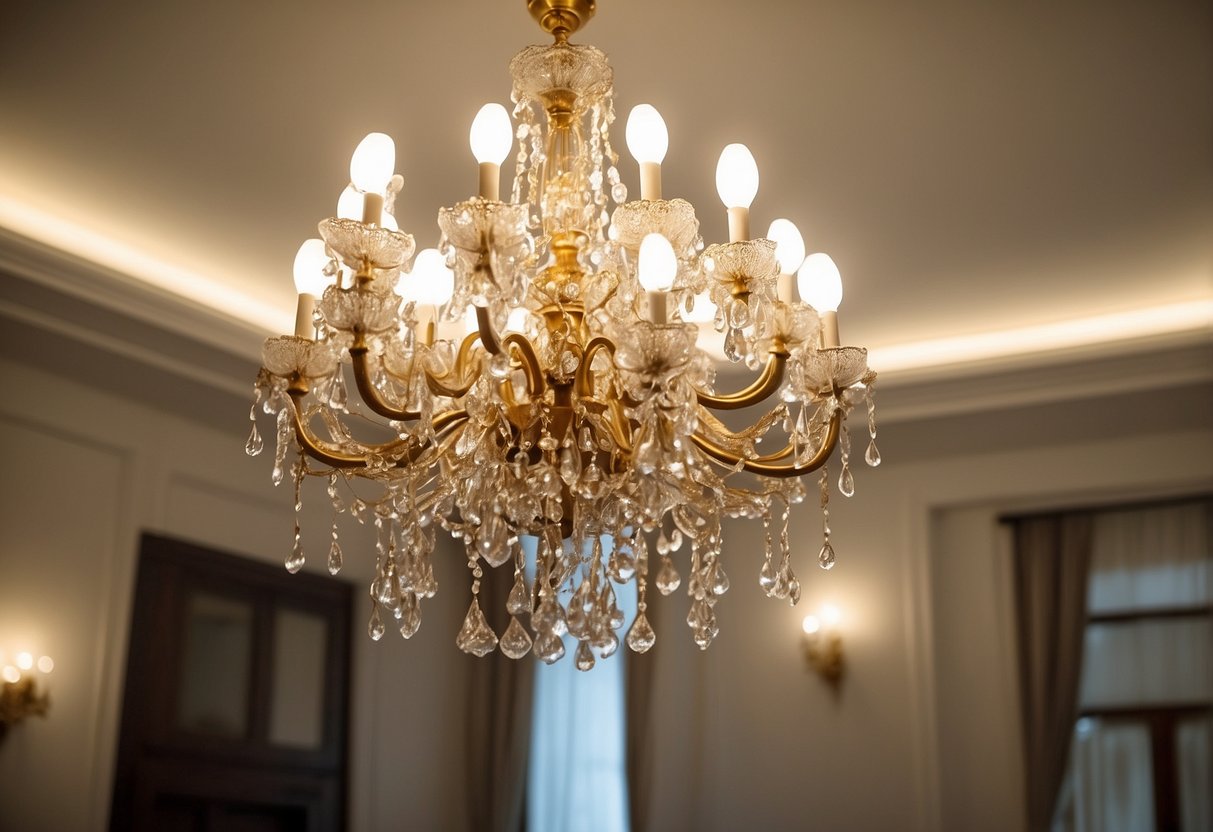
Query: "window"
1054 499 1212 832
524 534 636 832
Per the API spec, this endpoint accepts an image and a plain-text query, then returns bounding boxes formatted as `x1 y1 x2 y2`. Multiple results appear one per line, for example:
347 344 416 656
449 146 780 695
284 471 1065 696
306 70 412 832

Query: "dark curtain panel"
1012 513 1094 832
466 565 535 832
625 647 655 832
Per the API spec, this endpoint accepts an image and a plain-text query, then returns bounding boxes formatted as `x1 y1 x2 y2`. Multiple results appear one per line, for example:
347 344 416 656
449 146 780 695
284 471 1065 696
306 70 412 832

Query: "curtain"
1012 513 1094 832
466 561 536 832
625 599 656 832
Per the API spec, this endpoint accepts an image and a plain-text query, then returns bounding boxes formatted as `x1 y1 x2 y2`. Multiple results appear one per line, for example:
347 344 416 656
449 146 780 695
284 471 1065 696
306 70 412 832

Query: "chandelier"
248 0 880 669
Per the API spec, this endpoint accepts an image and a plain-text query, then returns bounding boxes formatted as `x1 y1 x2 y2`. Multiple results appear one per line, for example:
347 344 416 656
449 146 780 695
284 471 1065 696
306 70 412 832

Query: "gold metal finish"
0 676 50 744
690 411 842 478
527 0 596 42
695 351 788 410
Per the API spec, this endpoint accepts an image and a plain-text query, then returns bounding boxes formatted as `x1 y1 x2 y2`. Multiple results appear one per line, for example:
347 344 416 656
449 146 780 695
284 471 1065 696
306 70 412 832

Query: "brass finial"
527 0 596 43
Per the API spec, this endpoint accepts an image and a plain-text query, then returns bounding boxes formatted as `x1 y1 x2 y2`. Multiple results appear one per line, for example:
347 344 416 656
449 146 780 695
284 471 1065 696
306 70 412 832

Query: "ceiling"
1 0 1210 377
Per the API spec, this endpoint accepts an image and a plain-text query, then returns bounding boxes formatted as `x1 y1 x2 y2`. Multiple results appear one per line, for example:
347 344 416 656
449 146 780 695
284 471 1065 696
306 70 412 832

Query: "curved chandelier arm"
575 337 615 398
349 345 424 421
473 306 546 397
689 410 841 478
695 351 788 411
287 389 424 468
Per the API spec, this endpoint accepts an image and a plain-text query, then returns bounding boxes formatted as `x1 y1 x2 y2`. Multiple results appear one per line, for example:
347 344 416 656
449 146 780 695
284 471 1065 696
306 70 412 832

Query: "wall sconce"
1 651 54 742
801 605 844 687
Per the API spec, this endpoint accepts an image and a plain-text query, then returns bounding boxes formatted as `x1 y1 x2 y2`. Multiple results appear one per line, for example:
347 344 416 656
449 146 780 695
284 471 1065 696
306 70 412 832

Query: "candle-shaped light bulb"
821 604 842 629
767 218 806 275
396 248 455 307
626 104 668 200
802 615 821 635
469 103 512 200
638 232 677 322
350 132 395 224
15 652 32 671
337 185 362 220
716 143 759 242
292 238 330 338
768 218 806 302
293 239 330 296
36 656 53 674
1 666 19 684
798 252 844 347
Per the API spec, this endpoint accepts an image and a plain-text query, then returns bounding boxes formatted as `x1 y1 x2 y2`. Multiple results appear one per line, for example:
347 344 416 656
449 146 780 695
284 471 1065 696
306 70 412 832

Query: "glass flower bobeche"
248 4 880 669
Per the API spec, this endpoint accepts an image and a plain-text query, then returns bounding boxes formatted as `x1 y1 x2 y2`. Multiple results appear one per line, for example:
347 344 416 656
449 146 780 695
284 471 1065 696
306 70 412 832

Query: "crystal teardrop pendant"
865 438 882 467
535 631 566 665
574 640 596 671
655 556 681 595
368 605 386 641
456 599 498 657
626 612 656 653
838 463 855 497
327 539 343 575
285 534 305 574
506 571 531 615
398 594 422 639
818 541 836 570
245 422 263 456
500 616 533 659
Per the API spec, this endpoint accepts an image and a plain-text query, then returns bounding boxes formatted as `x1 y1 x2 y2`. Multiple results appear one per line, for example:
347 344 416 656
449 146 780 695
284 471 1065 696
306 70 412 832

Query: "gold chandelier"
248 0 880 669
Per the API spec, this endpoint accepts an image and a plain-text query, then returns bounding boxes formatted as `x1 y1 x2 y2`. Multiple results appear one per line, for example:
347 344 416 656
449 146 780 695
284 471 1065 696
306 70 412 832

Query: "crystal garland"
247 36 880 669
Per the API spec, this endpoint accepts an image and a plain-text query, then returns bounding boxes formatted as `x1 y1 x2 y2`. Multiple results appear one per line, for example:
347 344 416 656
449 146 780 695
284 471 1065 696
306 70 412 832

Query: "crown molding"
1 226 1209 430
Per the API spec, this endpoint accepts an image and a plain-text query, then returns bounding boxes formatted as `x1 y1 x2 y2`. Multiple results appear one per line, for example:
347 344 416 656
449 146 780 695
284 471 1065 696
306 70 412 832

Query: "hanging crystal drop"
839 463 855 497
368 605 385 641
399 593 422 638
500 616 533 659
327 538 343 576
759 559 778 594
626 612 656 653
245 422 263 456
506 571 531 615
865 438 882 467
818 541 837 570
456 599 498 657
574 640 596 671
787 573 802 605
655 556 681 595
535 630 566 664
285 526 305 574
710 560 731 596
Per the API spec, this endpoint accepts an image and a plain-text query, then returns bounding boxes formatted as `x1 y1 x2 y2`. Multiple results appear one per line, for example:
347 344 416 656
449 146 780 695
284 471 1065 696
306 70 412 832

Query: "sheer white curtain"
1054 500 1213 832
525 535 636 832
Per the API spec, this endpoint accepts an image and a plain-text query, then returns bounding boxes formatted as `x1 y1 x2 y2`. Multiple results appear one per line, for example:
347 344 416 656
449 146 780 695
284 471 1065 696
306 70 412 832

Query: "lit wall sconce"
1 651 54 742
801 605 844 687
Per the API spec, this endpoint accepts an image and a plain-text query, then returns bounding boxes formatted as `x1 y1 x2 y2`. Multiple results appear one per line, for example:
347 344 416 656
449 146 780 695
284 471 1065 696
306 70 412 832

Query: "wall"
1 345 1211 831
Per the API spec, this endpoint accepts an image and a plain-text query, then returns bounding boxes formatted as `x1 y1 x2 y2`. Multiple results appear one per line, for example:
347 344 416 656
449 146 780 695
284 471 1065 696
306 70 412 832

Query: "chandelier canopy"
249 0 880 669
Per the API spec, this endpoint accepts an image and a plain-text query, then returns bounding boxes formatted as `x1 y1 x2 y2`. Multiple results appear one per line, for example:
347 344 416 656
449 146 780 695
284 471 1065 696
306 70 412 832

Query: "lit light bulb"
1 666 19 684
626 104 668 165
349 132 396 194
802 615 821 635
379 210 399 231
797 252 843 312
767 218 806 276
292 239 330 297
397 248 454 307
469 103 513 166
684 291 717 324
36 656 53 674
638 233 677 292
715 143 759 209
821 604 842 628
337 185 362 220
15 652 32 671
506 307 530 332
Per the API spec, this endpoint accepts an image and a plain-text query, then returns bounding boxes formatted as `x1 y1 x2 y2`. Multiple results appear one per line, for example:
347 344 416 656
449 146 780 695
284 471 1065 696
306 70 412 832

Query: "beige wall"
1 351 1210 831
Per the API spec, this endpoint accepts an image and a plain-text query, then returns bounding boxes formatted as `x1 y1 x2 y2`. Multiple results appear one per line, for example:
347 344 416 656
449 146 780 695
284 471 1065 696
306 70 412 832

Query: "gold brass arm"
288 388 469 470
576 337 614 398
503 333 547 397
350 345 422 421
690 410 841 478
695 351 788 411
475 306 546 397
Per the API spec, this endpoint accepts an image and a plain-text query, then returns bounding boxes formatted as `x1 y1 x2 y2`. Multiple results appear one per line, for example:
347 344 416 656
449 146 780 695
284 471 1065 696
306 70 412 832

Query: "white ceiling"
1 0 1209 375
